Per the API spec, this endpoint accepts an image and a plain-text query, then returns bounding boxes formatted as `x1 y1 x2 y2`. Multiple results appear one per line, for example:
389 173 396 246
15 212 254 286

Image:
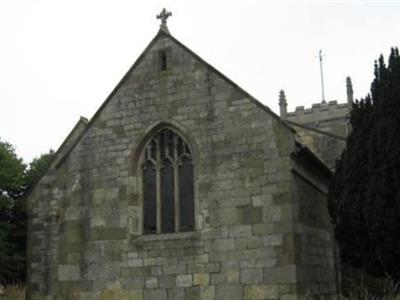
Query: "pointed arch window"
140 128 194 234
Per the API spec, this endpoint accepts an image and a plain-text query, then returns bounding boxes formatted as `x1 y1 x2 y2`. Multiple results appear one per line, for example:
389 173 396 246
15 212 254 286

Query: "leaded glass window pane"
161 160 175 233
179 157 194 231
143 161 157 234
140 128 194 234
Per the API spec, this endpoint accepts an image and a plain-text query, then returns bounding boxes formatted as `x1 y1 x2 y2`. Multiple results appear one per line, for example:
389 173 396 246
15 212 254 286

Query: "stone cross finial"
157 8 172 32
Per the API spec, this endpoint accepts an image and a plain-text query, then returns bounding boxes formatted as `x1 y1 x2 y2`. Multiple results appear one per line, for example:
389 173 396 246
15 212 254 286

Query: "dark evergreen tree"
329 48 400 280
0 138 54 284
0 139 26 284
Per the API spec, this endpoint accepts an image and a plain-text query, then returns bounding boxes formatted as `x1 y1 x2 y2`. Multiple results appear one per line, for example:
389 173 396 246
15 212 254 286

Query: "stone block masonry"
27 29 338 299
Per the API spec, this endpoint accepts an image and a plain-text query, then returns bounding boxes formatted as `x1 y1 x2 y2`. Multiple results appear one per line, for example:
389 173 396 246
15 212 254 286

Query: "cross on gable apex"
157 8 172 33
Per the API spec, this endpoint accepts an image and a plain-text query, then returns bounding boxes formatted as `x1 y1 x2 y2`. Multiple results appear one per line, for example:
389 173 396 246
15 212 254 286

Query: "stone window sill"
133 231 199 242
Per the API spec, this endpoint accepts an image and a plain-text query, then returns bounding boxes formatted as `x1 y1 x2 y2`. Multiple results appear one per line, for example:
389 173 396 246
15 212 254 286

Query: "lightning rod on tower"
319 50 326 104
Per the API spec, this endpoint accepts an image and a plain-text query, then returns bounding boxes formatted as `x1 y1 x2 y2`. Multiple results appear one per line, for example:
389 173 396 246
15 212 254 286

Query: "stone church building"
27 11 339 300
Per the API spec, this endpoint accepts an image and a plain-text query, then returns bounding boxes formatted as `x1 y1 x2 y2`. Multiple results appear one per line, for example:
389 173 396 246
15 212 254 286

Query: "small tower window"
160 51 167 71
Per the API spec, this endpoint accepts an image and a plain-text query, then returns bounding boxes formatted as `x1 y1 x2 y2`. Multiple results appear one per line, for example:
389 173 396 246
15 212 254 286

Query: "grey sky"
1 0 399 162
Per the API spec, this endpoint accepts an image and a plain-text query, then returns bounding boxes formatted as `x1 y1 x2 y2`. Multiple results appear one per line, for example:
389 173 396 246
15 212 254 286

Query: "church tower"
280 78 353 169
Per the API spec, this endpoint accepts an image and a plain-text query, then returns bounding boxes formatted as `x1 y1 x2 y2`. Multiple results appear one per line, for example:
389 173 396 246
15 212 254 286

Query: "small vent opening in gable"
159 51 167 71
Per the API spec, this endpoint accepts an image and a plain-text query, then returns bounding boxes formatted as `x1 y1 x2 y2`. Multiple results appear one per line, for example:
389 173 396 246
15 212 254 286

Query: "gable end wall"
27 33 336 300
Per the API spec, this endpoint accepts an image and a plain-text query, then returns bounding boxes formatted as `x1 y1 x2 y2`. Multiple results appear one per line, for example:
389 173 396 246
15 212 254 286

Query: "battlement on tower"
286 100 351 125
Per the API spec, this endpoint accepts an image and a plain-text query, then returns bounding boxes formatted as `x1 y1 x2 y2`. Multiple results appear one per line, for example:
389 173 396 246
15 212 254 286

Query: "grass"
1 285 25 300
1 278 398 300
341 278 400 300
304 276 400 300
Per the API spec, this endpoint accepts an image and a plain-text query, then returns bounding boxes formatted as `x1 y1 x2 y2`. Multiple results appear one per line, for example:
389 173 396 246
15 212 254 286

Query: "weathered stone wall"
291 149 338 297
27 117 88 298
27 31 337 299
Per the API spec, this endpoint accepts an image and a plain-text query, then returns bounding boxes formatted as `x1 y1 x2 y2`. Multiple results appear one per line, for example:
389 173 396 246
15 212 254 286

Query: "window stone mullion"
156 140 162 234
173 135 180 232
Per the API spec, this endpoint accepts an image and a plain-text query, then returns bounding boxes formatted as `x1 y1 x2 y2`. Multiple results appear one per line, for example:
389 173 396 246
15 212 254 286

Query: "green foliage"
0 138 54 284
0 141 25 196
24 150 55 189
0 140 26 284
329 48 400 281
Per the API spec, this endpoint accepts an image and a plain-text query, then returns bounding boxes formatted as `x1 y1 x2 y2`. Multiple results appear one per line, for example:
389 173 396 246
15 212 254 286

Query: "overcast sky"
1 0 399 162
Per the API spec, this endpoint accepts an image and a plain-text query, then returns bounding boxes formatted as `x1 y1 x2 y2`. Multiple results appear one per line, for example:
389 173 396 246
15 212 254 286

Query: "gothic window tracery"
140 128 194 234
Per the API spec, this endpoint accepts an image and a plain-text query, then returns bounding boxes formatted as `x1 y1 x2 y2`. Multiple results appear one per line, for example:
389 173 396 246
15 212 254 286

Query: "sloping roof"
286 120 346 141
24 116 88 199
27 28 298 197
294 139 332 177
